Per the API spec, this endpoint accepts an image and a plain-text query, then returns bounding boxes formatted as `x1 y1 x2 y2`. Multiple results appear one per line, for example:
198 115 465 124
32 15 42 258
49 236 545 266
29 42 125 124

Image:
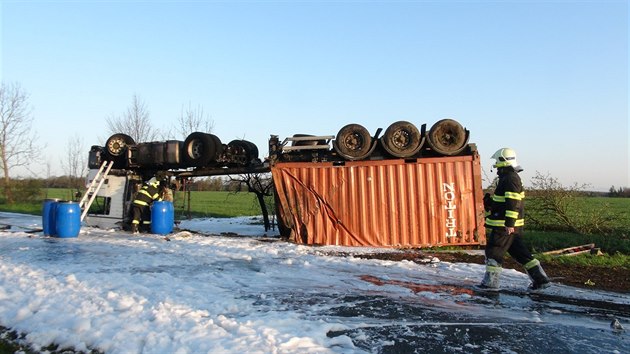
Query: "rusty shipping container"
272 152 486 248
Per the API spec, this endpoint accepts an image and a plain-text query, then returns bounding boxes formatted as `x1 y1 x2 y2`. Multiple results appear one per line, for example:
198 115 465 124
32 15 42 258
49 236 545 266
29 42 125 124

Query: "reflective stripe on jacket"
485 167 525 229
133 183 161 206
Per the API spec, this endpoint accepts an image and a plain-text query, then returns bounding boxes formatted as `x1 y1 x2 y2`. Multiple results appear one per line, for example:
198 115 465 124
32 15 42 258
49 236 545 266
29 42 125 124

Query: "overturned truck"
84 119 485 248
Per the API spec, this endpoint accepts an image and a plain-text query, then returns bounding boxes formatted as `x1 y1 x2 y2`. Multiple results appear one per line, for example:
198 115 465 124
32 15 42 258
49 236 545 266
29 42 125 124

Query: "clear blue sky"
1 0 628 191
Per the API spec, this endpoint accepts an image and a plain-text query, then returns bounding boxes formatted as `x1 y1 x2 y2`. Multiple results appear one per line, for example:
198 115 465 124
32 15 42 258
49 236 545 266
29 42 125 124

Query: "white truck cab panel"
82 169 142 230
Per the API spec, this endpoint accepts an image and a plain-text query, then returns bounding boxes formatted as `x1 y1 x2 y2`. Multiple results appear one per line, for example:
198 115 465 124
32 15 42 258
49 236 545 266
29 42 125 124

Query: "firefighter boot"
479 259 502 290
525 259 550 290
131 223 139 235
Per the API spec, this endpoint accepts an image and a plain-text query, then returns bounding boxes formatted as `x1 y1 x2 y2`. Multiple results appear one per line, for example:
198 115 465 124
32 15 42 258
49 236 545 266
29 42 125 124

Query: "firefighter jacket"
485 167 525 229
133 182 161 207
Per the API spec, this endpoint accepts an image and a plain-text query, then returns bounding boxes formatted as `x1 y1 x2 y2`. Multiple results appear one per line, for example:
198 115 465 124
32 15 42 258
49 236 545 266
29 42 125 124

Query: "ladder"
79 160 114 221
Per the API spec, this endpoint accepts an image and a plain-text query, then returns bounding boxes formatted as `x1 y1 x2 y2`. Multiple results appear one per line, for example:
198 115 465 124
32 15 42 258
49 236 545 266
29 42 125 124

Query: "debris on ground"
542 243 599 257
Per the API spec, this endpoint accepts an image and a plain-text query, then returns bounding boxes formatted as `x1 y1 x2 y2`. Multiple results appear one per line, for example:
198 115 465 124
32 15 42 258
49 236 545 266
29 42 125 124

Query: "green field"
526 196 630 233
171 191 273 218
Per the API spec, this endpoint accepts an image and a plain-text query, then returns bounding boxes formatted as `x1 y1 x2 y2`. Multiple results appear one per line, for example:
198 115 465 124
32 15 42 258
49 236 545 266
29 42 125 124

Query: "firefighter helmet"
491 148 522 171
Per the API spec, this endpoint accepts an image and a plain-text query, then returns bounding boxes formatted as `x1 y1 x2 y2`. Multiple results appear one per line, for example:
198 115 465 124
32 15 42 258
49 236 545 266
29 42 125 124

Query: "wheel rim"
432 125 461 148
381 121 421 157
105 134 135 157
188 139 203 160
391 129 411 149
427 119 467 155
434 127 457 147
342 133 365 152
334 123 372 160
107 138 125 156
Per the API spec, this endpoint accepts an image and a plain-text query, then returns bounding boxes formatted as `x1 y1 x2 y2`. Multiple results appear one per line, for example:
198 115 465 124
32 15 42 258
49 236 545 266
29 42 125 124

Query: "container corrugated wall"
272 153 486 247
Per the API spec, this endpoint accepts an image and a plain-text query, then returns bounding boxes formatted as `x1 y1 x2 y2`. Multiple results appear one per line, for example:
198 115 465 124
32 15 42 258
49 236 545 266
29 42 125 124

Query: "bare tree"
0 82 41 203
106 94 158 143
61 134 87 191
176 102 215 139
229 173 274 231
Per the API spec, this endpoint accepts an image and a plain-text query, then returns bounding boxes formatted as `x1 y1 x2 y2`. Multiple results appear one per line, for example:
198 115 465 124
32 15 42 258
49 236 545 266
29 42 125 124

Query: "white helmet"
491 148 522 171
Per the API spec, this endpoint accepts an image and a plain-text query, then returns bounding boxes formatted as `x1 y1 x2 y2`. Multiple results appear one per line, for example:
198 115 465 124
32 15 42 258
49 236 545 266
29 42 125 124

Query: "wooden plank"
542 243 595 256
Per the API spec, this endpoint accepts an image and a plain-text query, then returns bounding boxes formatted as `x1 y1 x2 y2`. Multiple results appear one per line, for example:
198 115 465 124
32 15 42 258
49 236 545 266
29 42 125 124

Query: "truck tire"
333 124 373 160
104 133 135 168
228 139 259 166
105 133 135 157
380 121 423 158
426 119 469 156
243 140 259 162
183 132 216 167
210 134 224 157
227 140 248 166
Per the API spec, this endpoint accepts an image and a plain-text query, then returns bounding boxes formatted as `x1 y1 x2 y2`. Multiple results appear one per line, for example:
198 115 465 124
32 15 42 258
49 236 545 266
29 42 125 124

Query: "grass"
171 191 271 218
0 202 42 216
520 229 630 268
537 252 630 269
42 188 80 202
523 230 630 255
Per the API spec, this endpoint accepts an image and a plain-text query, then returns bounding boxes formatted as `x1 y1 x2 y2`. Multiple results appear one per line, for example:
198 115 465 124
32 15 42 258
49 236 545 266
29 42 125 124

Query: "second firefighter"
131 178 162 234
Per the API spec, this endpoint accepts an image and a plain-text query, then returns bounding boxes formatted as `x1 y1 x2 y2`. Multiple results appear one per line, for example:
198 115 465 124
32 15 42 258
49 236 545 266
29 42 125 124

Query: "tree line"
608 186 630 198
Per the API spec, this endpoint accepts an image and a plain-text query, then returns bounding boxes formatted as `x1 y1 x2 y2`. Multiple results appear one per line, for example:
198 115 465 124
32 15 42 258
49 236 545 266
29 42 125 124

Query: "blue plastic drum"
55 201 81 238
151 201 174 235
42 198 60 236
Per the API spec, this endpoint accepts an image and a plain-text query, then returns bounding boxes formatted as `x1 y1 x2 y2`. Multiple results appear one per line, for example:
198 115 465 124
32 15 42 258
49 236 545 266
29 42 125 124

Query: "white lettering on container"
443 183 458 237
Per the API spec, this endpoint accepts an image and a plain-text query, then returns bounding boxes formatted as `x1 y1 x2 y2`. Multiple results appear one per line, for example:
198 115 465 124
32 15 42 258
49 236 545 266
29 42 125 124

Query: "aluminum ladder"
79 160 114 221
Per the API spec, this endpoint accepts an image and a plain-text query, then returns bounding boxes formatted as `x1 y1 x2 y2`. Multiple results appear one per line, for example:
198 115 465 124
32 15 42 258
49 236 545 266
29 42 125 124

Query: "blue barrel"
55 201 81 238
151 201 174 235
42 198 60 236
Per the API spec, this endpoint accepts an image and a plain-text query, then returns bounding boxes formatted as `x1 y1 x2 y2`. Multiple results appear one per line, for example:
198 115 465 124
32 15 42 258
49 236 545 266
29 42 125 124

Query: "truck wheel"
243 140 259 161
333 124 373 160
105 133 135 157
210 134 224 157
227 140 248 166
426 119 468 156
228 140 258 165
104 133 135 169
183 132 216 167
380 121 423 158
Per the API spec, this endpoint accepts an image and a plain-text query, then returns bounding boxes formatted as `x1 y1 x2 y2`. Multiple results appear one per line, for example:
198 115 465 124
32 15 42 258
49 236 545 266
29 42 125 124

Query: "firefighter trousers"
485 228 534 266
131 204 152 231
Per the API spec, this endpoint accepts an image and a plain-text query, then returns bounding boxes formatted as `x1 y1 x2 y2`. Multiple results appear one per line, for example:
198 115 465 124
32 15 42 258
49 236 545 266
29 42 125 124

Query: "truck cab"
82 169 143 230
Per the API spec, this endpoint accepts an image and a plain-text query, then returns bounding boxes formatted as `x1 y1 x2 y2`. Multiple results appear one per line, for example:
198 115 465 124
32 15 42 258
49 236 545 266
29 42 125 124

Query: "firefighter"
131 177 161 234
481 148 550 290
